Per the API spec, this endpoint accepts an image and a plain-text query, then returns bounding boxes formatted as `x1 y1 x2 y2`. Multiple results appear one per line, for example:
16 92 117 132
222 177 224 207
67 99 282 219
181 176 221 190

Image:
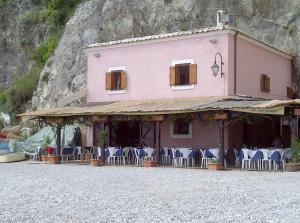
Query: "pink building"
84 24 292 154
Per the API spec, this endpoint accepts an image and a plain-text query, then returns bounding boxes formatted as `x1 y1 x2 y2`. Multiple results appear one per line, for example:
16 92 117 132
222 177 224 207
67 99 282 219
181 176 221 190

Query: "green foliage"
211 158 221 164
45 0 83 26
0 88 10 112
163 0 172 5
32 35 59 65
8 65 42 117
0 118 4 130
43 135 51 147
292 138 300 162
99 129 107 147
287 25 295 36
0 0 84 123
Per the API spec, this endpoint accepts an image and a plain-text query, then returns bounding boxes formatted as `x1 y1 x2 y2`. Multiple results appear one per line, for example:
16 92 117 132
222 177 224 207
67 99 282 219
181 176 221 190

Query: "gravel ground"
0 162 300 223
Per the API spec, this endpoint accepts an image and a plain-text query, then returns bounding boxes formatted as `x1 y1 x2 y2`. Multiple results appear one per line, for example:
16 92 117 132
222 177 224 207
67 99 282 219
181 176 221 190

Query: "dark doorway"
111 121 140 147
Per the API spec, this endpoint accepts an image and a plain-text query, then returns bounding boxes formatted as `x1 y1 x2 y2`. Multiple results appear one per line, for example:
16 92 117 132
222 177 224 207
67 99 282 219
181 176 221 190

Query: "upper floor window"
106 67 127 92
170 59 197 87
260 74 270 93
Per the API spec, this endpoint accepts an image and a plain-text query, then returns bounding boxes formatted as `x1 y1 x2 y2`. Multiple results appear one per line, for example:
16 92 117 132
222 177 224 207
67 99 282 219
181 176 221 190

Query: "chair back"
76 146 82 154
233 149 239 158
241 148 250 159
209 148 220 159
161 147 170 156
259 149 270 160
180 148 192 158
97 147 102 157
144 147 154 157
123 147 132 157
133 148 139 158
171 148 180 158
107 147 117 157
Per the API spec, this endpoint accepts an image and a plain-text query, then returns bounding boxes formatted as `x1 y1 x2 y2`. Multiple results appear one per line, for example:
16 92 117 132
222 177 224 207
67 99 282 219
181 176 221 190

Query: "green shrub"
32 35 59 65
8 65 42 115
292 138 300 162
45 0 83 26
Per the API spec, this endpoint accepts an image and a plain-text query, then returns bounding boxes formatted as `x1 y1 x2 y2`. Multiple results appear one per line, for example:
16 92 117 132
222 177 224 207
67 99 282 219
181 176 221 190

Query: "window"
106 68 127 92
170 60 197 87
170 118 192 138
175 64 190 85
260 74 270 93
111 71 122 90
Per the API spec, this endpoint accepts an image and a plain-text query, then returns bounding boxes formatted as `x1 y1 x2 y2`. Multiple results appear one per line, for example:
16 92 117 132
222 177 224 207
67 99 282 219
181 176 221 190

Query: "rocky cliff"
0 0 46 88
1 0 300 110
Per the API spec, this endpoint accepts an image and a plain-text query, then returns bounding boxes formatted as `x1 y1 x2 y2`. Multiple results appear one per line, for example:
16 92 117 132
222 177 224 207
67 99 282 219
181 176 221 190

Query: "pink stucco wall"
234 37 292 99
160 119 228 149
86 32 230 102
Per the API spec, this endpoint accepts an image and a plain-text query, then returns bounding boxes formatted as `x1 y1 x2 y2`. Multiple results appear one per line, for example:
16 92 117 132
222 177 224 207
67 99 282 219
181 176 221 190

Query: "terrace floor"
0 162 300 223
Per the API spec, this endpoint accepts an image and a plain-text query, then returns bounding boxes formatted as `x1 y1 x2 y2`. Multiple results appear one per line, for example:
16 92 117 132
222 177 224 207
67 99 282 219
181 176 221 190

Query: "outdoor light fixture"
211 52 224 78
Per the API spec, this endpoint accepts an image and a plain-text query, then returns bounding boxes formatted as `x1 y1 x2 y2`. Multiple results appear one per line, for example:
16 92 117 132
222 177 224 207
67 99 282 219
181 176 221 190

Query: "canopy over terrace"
18 95 300 165
19 95 299 119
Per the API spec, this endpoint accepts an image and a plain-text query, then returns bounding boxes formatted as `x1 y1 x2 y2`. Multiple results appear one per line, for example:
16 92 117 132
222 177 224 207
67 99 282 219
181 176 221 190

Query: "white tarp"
14 125 81 155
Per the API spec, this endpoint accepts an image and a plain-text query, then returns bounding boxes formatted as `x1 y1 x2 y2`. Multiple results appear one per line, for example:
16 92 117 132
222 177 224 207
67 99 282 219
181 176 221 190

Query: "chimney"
217 10 224 28
216 10 235 27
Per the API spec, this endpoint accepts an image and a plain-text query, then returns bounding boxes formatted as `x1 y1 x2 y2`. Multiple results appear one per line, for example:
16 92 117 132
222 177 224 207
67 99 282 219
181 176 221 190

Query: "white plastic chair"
280 150 286 171
259 149 271 171
97 147 102 158
171 148 179 167
122 147 132 165
133 148 144 166
74 146 84 161
62 146 73 162
144 147 154 160
200 149 211 169
107 147 117 165
179 148 194 167
161 147 171 165
233 149 240 167
241 148 251 170
272 149 286 171
31 146 42 162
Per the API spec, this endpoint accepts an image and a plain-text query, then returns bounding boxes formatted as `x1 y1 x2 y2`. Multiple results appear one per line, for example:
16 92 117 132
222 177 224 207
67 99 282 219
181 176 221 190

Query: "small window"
261 74 270 93
170 118 192 138
106 69 127 91
111 71 122 90
170 61 197 87
175 64 190 85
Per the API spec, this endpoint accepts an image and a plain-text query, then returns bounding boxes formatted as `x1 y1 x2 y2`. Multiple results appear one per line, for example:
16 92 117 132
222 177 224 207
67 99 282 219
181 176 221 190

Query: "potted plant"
144 156 157 167
91 129 107 167
207 158 223 170
286 138 300 171
41 135 51 162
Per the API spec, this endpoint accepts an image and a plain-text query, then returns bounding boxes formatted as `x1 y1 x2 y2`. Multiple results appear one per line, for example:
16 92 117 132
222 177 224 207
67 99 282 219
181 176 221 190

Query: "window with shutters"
170 118 192 139
106 66 127 94
260 74 270 93
170 59 197 90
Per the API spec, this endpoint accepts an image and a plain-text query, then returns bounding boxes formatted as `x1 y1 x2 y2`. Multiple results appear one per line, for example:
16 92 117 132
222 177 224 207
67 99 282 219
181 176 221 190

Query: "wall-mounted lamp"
93 53 101 58
211 52 224 78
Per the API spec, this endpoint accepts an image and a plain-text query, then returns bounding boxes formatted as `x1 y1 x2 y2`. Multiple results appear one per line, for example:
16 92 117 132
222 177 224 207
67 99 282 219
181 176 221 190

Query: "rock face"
2 0 300 110
0 1 46 88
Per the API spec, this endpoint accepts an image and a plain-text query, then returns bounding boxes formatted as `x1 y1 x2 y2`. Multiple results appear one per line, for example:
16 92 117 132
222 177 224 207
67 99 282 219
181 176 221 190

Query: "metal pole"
219 120 225 166
56 123 62 156
155 121 161 164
